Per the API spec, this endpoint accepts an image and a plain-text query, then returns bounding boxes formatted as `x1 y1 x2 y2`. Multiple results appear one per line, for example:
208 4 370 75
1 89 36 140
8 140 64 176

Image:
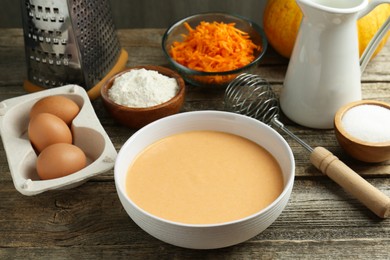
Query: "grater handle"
310 146 390 219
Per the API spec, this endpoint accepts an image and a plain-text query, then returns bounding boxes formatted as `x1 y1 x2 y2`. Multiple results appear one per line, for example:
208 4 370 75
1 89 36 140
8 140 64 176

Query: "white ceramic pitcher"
280 0 390 129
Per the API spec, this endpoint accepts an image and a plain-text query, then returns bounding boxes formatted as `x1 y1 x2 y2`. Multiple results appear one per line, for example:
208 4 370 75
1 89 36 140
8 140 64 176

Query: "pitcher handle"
358 0 390 18
360 16 390 72
358 0 390 73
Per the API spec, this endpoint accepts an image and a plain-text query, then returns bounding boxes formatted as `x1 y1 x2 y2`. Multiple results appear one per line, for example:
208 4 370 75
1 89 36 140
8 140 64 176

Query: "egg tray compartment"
0 85 117 196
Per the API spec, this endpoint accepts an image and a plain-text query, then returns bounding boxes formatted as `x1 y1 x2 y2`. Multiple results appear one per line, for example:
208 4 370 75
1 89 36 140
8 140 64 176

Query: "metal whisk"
224 73 313 152
224 73 390 219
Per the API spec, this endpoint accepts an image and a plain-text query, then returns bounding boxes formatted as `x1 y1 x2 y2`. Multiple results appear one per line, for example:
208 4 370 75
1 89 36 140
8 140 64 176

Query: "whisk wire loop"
224 73 314 152
225 73 278 125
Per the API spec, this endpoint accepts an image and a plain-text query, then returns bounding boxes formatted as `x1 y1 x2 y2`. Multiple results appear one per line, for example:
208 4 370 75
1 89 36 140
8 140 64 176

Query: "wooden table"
1 28 389 259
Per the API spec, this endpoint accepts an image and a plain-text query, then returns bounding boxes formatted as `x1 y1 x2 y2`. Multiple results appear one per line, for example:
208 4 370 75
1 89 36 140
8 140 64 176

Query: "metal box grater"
20 0 128 99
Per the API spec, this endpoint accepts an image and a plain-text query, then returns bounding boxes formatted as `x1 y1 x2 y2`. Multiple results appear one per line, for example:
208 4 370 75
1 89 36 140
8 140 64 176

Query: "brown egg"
30 95 80 125
28 113 72 153
36 143 87 180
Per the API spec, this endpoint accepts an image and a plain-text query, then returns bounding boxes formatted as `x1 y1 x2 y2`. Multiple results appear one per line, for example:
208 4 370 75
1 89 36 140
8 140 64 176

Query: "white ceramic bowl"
114 111 295 249
0 85 117 195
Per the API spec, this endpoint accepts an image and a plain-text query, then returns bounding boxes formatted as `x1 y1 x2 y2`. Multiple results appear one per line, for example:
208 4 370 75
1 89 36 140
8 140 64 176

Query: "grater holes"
71 0 121 87
25 2 63 23
22 0 86 89
28 49 64 66
27 26 63 44
30 68 64 88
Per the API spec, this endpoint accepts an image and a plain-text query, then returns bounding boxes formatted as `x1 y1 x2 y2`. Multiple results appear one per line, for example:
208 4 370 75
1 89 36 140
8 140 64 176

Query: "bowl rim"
161 12 268 76
334 100 390 147
100 65 185 111
114 110 295 228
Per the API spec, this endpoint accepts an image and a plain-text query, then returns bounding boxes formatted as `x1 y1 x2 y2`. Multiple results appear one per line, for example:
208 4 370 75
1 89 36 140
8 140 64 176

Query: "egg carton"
0 85 117 196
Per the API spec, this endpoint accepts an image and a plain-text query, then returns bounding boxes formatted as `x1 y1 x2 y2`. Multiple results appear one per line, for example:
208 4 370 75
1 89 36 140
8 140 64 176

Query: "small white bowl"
114 111 295 249
0 85 117 196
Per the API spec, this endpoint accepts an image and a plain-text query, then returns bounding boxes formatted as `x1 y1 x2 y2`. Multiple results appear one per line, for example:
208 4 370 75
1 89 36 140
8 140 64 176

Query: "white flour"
108 68 179 108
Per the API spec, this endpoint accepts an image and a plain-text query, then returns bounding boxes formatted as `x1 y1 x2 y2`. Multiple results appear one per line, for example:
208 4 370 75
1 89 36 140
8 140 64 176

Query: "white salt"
341 104 390 143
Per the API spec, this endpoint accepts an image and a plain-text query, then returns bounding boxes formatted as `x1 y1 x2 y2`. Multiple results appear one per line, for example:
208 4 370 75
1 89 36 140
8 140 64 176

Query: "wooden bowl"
334 100 390 163
101 65 185 129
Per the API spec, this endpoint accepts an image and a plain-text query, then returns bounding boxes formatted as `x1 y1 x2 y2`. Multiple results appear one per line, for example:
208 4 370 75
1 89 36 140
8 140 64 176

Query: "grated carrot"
170 21 261 75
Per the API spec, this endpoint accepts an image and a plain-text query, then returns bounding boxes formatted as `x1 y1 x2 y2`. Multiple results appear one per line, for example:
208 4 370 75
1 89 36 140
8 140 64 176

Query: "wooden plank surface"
0 28 389 259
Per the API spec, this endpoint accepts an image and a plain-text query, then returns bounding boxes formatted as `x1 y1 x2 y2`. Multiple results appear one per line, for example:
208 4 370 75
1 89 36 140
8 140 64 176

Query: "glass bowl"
162 12 268 88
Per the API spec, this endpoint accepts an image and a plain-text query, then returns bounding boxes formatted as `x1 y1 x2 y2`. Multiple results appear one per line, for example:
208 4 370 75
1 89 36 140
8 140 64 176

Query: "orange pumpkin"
263 0 390 59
